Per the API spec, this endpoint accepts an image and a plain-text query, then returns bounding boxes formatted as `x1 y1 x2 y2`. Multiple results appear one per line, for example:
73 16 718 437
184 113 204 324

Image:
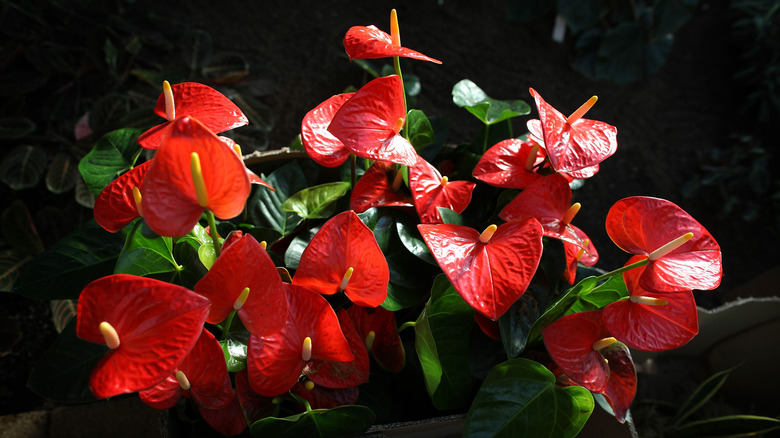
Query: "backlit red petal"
410 156 475 224
301 93 354 167
344 25 441 64
472 138 544 189
93 161 151 233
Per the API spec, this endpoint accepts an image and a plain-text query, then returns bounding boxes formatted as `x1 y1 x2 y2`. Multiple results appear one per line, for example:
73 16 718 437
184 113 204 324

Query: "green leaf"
452 79 530 125
26 320 103 403
568 273 629 313
46 152 78 194
438 207 464 225
672 364 741 427
114 223 179 278
0 249 32 291
13 220 126 300
247 161 306 237
74 176 96 209
464 358 593 438
671 415 780 438
0 145 47 190
557 0 603 33
50 299 77 333
250 405 375 438
406 109 436 151
0 117 36 139
78 128 143 195
90 92 132 133
498 279 552 358
395 215 436 265
414 275 474 410
525 276 599 346
284 227 318 270
280 181 350 219
1 200 45 255
593 22 674 84
220 330 249 372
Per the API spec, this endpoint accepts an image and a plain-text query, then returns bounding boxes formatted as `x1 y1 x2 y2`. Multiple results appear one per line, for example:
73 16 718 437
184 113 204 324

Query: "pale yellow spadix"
648 232 694 261
232 143 243 157
630 296 669 306
440 176 449 186
175 370 191 391
132 187 143 217
479 224 498 244
163 80 175 121
365 331 376 352
390 9 400 47
301 337 313 362
339 267 354 291
562 203 581 226
99 321 120 350
575 239 590 261
260 241 267 250
525 142 541 172
592 336 617 352
393 117 404 134
233 287 250 310
190 152 209 208
566 95 598 125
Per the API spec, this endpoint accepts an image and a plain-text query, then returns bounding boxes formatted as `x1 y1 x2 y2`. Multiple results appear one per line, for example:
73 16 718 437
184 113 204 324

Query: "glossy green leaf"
414 275 474 410
395 216 436 265
0 145 47 190
220 330 249 372
281 181 350 219
26 320 103 403
46 152 78 194
247 161 306 237
464 358 593 438
250 405 375 438
50 299 76 333
114 223 179 278
78 128 143 195
406 109 436 151
569 273 629 313
1 200 44 255
89 92 131 133
178 224 219 270
525 276 599 346
452 79 530 125
0 249 31 292
498 280 551 358
172 236 208 290
672 364 740 427
13 220 126 300
437 207 464 225
0 117 36 139
382 282 425 311
284 227 318 270
671 415 780 438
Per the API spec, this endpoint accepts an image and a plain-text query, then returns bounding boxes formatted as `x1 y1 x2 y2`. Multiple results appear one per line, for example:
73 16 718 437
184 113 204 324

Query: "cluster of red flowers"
75 8 722 436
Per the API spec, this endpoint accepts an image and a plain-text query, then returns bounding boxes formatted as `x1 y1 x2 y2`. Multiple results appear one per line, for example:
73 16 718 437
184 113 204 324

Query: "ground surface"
2 0 777 434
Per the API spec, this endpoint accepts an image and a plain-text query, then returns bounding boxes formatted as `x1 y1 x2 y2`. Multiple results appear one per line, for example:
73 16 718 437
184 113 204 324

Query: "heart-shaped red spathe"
606 196 722 292
292 210 389 308
196 392 248 437
327 75 418 166
345 305 405 373
343 25 442 64
541 310 612 393
138 328 233 410
76 274 210 399
526 119 599 180
137 82 248 150
600 342 637 423
529 88 617 174
217 136 274 190
472 138 545 189
141 116 251 237
562 226 599 284
93 161 151 233
306 308 370 389
418 219 544 320
350 160 413 213
410 156 475 224
301 93 355 168
234 370 276 424
602 255 698 352
247 284 353 397
194 233 288 336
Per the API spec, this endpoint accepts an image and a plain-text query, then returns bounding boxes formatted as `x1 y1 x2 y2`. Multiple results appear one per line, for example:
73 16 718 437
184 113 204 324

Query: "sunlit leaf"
247 161 306 237
78 128 143 195
249 405 374 438
281 182 351 219
452 79 530 125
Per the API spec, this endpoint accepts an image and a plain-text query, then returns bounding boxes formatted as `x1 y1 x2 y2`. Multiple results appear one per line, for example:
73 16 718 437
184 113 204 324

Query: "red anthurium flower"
605 196 722 292
247 284 354 397
346 305 405 373
350 160 413 213
235 370 276 424
410 156 476 224
139 328 233 410
141 116 251 237
217 135 274 190
197 392 248 437
137 81 248 150
301 93 355 168
194 233 288 336
93 161 151 233
474 312 501 341
418 219 544 320
562 226 599 285
76 274 210 399
526 119 599 180
306 309 369 389
328 75 418 166
293 210 389 308
528 88 617 174
599 342 637 424
343 9 441 64
292 380 360 410
602 255 698 352
541 310 613 392
472 138 545 189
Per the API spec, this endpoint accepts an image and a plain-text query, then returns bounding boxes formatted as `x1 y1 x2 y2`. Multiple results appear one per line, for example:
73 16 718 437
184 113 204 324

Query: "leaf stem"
594 257 649 283
205 209 221 258
397 321 416 333
221 310 236 340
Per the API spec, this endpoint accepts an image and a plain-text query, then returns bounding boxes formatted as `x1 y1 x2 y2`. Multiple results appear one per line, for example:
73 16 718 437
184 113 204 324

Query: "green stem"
595 257 649 283
205 209 221 258
482 124 490 153
393 55 412 143
397 321 416 333
221 310 236 340
351 154 357 188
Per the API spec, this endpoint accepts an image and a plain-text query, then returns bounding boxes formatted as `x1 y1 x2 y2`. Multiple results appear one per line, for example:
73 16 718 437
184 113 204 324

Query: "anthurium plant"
13 9 724 438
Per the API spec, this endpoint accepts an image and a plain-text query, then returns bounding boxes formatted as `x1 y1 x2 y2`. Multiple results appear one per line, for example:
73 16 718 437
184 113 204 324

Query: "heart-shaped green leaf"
406 109 436 151
281 181 350 219
78 128 143 195
221 330 249 372
452 79 530 125
0 249 31 292
464 358 593 438
1 145 47 190
46 152 78 194
247 161 306 237
114 223 178 278
250 405 375 438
